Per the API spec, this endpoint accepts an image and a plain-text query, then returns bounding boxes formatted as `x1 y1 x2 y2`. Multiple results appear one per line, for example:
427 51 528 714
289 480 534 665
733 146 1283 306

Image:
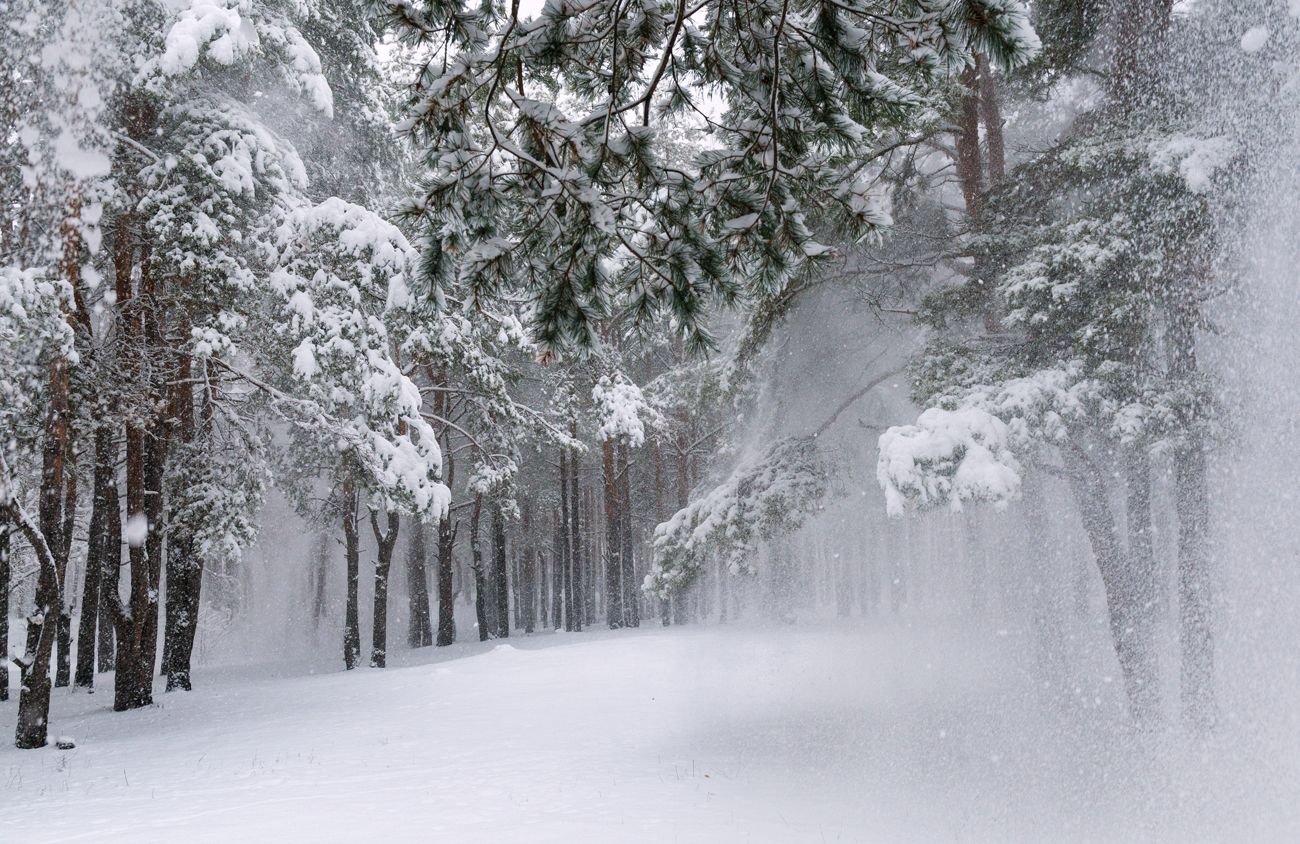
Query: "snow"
877 407 1022 517
1240 26 1270 53
123 513 150 548
2 623 1293 841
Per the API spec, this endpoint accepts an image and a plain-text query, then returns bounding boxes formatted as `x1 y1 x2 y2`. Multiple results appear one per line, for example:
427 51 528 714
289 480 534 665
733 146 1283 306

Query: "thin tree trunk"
521 501 536 634
0 526 9 701
559 450 574 631
551 509 564 630
1168 297 1216 730
619 443 638 627
470 493 489 641
342 479 361 670
4 500 62 748
312 532 329 630
75 426 115 688
97 474 120 674
369 509 399 668
603 439 623 628
405 522 433 648
492 504 509 638
55 469 76 689
436 509 456 646
567 440 583 632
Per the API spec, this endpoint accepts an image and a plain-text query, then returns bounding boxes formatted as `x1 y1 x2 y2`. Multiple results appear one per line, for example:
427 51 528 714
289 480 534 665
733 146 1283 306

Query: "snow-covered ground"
2 622 1297 842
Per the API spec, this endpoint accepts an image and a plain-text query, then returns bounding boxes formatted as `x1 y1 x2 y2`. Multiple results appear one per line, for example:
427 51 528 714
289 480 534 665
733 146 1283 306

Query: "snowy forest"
3 0 1300 839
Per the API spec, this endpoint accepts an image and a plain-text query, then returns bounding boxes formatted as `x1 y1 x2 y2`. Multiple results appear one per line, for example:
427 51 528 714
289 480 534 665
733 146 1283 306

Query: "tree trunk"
1168 297 1216 730
603 439 624 628
436 509 456 646
369 509 399 668
954 66 984 224
470 493 489 641
559 450 574 631
4 500 63 748
55 469 76 689
521 502 536 633
342 479 361 670
0 527 9 702
975 54 1005 184
619 443 639 627
163 359 202 692
492 504 510 638
97 474 120 674
568 433 584 631
1066 443 1160 726
312 532 329 630
75 426 115 688
405 522 433 648
551 509 564 630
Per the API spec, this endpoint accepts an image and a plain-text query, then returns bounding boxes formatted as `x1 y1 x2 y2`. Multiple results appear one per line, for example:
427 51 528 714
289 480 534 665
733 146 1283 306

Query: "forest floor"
1 620 1295 842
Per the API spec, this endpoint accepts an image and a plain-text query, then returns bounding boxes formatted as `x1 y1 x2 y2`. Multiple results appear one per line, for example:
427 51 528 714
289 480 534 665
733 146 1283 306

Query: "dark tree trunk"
405 522 433 648
162 534 201 691
568 434 584 631
954 66 984 224
55 469 76 689
492 504 509 638
521 502 537 633
432 371 456 647
1066 444 1159 727
163 358 202 692
115 261 169 712
97 474 120 674
0 527 9 701
342 479 361 670
975 54 1005 184
602 439 624 628
75 426 115 688
619 443 639 627
369 509 399 668
551 510 564 630
559 450 574 631
436 510 456 646
470 493 489 641
5 504 62 748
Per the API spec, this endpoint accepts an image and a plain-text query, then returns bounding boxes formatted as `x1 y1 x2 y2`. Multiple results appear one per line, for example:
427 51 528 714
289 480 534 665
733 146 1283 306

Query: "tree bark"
1066 443 1160 726
342 479 361 670
975 54 1005 185
75 426 115 688
0 527 9 701
603 439 624 628
492 504 510 638
55 468 76 689
436 509 456 646
568 433 585 631
521 501 536 633
4 499 62 748
97 473 120 674
406 521 433 648
619 442 639 627
1168 297 1216 731
470 493 489 641
163 358 201 692
369 509 399 668
559 450 574 631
